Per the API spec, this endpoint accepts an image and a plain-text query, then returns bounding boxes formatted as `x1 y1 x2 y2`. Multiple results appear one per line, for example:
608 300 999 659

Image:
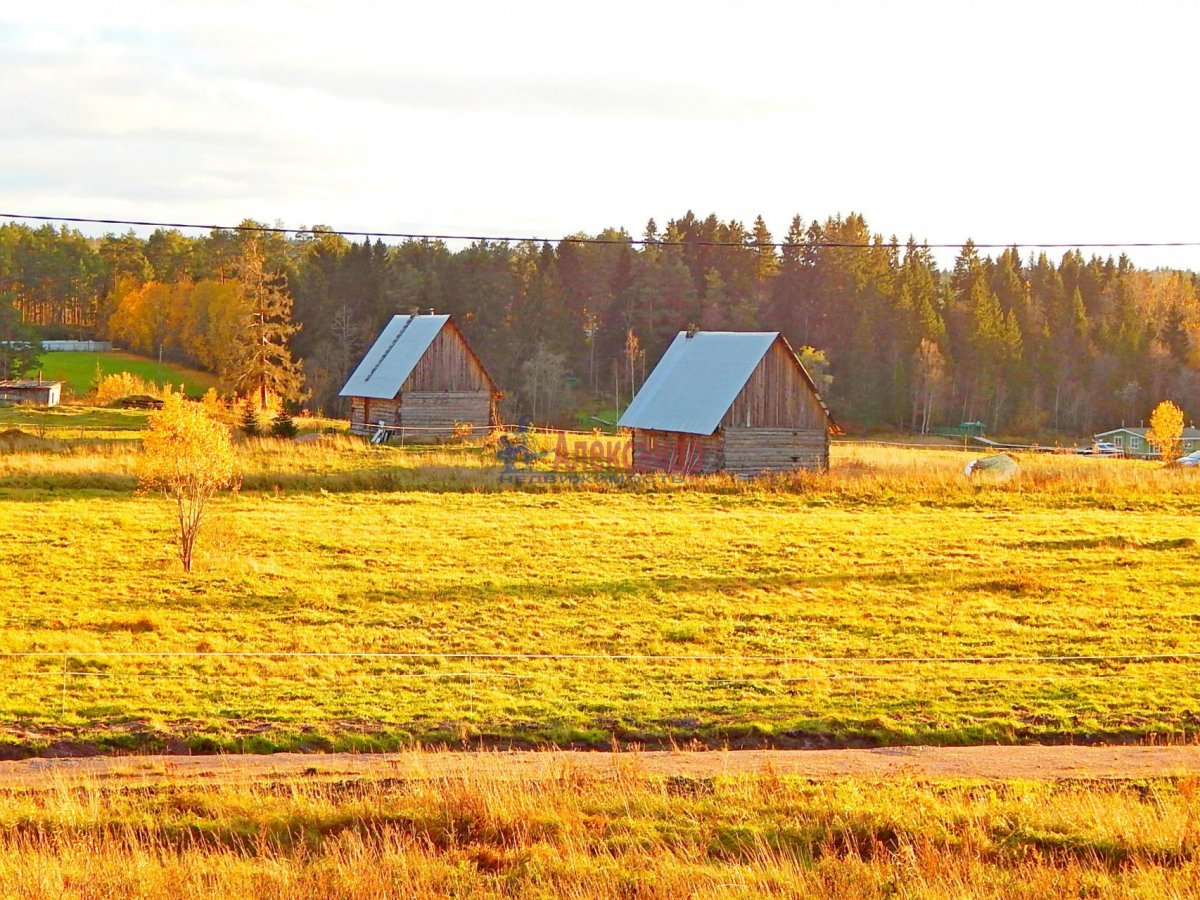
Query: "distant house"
40 340 111 352
617 330 839 477
1094 426 1200 458
0 379 63 407
339 314 501 441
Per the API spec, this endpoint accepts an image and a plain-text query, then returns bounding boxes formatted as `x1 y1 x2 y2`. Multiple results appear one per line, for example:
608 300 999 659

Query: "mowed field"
0 430 1198 755
37 351 220 398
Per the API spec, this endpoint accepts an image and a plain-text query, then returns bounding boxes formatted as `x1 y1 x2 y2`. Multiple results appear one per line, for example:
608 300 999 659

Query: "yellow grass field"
0 424 1197 755
0 765 1196 898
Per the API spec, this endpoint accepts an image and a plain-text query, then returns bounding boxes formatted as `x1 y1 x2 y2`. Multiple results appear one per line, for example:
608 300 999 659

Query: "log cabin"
617 330 839 476
339 314 500 441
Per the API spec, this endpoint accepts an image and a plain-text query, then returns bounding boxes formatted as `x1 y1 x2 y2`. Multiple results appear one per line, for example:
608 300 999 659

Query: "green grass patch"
38 351 219 398
0 404 152 433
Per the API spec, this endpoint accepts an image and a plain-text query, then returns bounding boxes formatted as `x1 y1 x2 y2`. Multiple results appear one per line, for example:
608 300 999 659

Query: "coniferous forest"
3 212 1199 435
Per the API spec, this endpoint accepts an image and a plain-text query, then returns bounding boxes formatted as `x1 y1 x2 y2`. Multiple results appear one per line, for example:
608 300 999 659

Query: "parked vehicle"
1077 441 1123 457
1176 450 1200 467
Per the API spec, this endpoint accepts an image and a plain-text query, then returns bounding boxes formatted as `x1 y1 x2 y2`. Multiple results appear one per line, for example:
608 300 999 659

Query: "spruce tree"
239 399 260 437
270 409 298 439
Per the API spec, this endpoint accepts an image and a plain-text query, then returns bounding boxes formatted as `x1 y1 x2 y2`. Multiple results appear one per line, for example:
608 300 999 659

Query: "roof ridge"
362 315 416 383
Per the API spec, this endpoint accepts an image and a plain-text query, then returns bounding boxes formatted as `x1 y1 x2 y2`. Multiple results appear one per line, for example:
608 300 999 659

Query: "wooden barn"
0 379 63 407
339 314 500 441
617 331 839 476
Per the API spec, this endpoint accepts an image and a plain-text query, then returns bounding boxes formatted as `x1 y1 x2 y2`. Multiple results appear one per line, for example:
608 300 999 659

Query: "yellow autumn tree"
1146 400 1185 460
137 391 238 572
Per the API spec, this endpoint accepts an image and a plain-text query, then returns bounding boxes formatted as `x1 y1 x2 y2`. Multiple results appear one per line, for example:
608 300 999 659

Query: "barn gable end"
399 322 497 394
340 314 499 441
722 338 831 431
619 331 837 477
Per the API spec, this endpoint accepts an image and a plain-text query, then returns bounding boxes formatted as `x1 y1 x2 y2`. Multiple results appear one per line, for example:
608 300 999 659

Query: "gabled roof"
617 331 836 436
0 380 63 389
339 314 453 400
1095 426 1200 439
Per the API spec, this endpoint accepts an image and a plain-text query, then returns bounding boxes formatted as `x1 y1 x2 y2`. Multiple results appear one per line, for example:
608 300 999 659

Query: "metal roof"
617 331 780 436
1096 426 1200 439
338 314 450 399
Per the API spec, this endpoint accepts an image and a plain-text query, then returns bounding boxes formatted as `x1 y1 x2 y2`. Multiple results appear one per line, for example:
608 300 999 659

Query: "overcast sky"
4 1 1200 267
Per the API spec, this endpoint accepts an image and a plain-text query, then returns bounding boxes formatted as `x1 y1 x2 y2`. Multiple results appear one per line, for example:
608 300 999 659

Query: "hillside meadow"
0 425 1198 755
37 351 220 398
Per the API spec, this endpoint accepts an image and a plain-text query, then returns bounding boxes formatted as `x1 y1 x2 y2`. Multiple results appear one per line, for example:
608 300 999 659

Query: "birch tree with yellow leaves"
1147 400 1185 460
137 392 238 572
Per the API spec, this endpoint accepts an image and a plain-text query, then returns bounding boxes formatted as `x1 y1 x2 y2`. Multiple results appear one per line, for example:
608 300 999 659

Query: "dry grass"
3 429 1199 499
0 766 1195 897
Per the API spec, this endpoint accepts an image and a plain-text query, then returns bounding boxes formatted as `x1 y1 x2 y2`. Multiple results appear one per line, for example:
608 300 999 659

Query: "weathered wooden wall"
348 392 492 439
0 384 61 407
400 324 495 393
399 391 492 440
722 426 828 476
348 396 399 433
631 429 724 475
722 339 829 431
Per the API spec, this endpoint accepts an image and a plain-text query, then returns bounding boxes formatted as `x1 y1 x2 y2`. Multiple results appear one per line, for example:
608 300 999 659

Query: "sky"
4 0 1200 268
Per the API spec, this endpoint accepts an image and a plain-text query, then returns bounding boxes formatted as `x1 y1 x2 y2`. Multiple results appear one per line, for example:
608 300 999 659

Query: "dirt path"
1 745 1198 788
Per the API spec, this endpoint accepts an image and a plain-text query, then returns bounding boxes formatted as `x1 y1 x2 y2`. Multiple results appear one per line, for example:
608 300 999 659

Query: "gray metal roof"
1096 426 1200 439
617 331 779 436
338 314 449 399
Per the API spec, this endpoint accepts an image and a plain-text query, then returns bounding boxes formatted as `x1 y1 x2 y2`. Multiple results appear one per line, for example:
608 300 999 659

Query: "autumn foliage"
1147 400 1185 459
137 391 238 572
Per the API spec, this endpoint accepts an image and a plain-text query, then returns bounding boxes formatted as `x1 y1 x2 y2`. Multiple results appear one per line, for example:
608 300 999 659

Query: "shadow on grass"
1005 536 1197 551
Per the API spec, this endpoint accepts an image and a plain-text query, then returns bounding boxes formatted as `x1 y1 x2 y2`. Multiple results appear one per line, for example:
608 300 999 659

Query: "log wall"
631 429 724 475
399 391 492 440
722 426 829 476
349 396 399 433
349 391 492 440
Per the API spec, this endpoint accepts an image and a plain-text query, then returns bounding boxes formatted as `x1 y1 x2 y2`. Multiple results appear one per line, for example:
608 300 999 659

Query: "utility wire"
4 212 1200 251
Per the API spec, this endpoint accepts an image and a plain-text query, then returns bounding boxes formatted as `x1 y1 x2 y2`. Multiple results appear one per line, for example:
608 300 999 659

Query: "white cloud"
3 0 1200 268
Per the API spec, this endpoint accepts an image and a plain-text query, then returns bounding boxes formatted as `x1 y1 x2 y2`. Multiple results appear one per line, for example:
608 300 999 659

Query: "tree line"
2 213 1199 434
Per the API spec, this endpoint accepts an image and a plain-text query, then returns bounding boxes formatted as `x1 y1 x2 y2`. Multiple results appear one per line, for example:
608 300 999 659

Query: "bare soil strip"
0 745 1198 788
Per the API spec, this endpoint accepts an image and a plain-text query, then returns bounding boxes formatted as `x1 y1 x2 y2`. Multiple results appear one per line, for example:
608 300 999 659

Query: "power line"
4 212 1200 252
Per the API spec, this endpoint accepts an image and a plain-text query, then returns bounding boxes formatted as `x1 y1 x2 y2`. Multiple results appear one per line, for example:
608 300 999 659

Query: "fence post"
61 655 67 718
467 655 474 718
